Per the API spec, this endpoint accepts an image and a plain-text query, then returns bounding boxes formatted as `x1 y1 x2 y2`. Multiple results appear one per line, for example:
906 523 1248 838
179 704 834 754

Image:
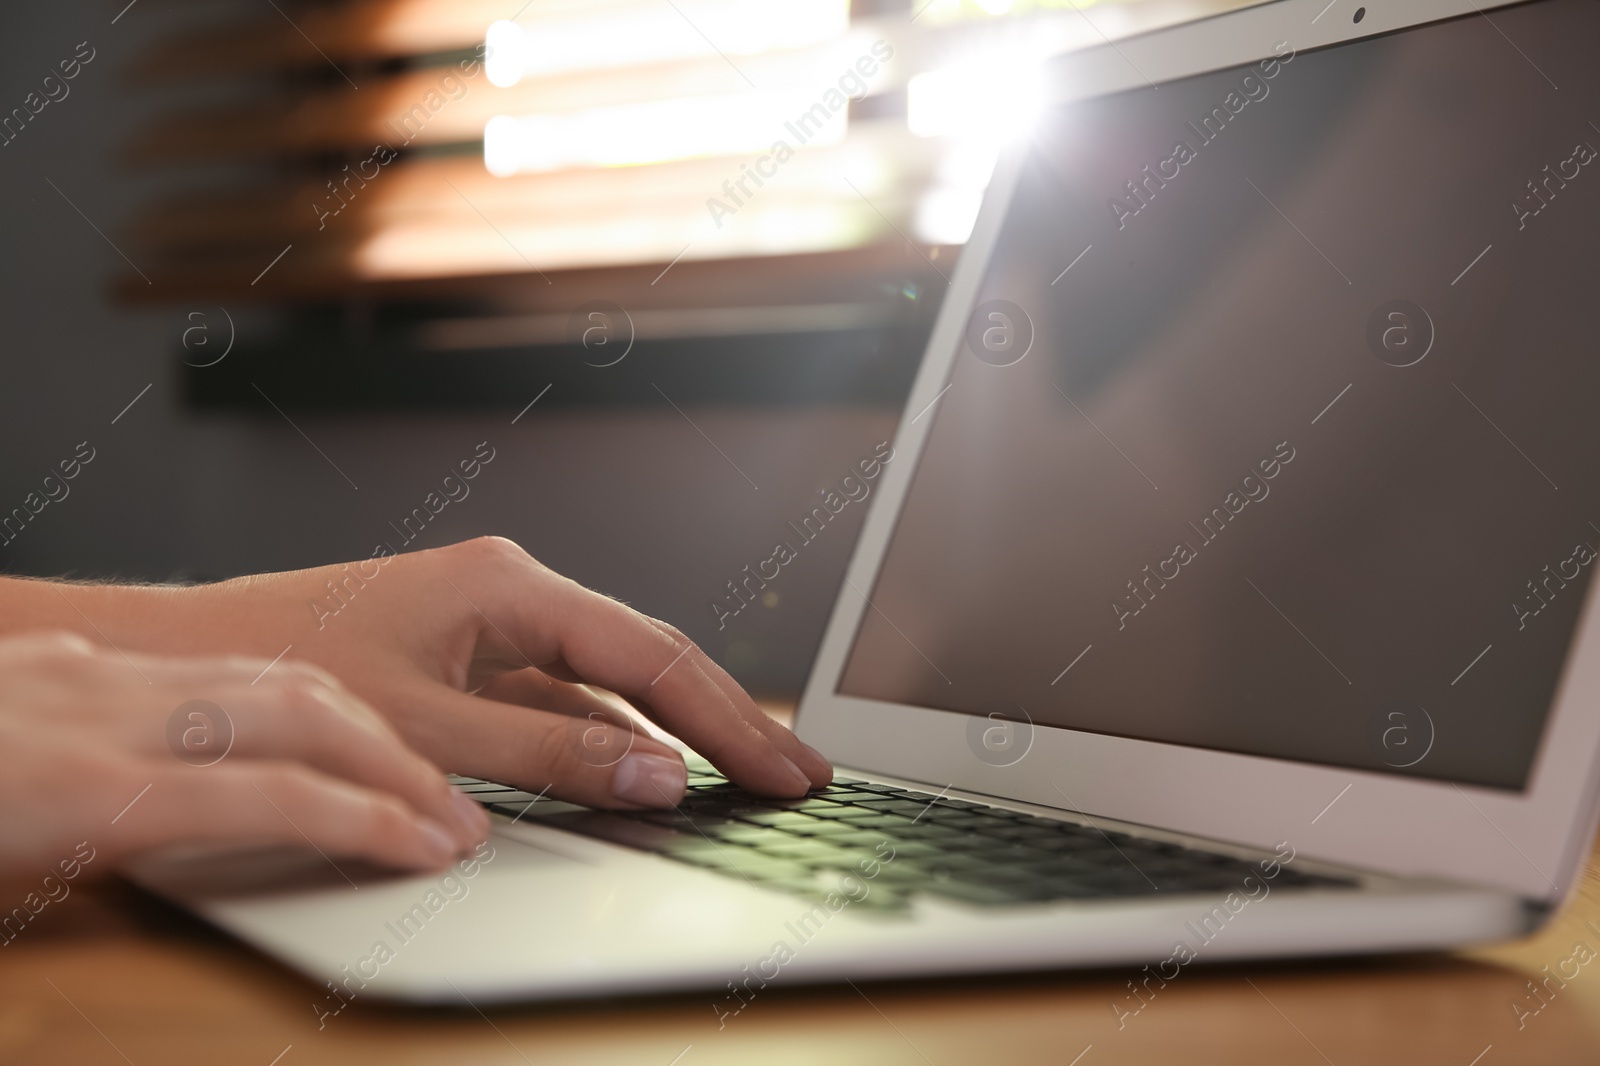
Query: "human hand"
86 537 832 809
0 632 487 880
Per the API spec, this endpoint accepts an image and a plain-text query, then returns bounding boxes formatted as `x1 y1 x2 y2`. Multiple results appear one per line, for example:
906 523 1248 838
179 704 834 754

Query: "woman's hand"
0 632 487 880
28 537 832 810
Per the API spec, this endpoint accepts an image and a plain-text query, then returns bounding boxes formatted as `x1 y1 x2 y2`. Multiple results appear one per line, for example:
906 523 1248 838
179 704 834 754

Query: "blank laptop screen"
838 0 1600 790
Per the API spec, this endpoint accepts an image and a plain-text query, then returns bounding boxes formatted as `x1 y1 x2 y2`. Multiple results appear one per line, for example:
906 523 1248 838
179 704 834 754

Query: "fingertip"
612 750 687 808
415 819 459 868
774 753 813 796
793 740 833 786
449 786 491 844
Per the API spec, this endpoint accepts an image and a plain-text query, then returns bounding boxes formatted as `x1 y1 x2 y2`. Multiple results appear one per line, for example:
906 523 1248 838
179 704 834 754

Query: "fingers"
407 687 691 809
208 665 489 850
640 617 832 785
443 536 831 795
121 656 487 851
0 637 483 878
116 761 467 872
450 545 819 796
543 594 830 795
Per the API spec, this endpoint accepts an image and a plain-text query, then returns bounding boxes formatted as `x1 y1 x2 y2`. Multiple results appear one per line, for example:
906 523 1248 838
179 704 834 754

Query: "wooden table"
9 708 1600 1065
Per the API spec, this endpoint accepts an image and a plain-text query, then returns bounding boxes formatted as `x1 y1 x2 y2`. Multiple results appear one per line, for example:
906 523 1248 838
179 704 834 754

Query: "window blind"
121 0 1243 306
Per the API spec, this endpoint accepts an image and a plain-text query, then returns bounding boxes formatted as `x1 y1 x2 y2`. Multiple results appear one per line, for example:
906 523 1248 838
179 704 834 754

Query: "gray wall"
0 3 898 695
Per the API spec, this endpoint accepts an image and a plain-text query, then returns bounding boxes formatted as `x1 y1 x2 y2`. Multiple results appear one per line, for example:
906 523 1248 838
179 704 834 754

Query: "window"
125 0 1245 406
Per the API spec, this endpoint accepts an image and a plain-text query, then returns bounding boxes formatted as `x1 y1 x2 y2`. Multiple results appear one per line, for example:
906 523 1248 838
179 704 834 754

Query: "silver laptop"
136 0 1600 1008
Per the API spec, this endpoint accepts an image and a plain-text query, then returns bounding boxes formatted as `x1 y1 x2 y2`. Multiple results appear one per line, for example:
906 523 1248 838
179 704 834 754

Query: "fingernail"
613 752 687 807
798 741 833 776
450 788 490 840
777 753 812 793
417 819 457 864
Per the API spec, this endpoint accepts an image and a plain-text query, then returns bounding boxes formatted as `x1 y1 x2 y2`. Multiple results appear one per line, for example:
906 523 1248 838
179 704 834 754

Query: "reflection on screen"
838 0 1600 790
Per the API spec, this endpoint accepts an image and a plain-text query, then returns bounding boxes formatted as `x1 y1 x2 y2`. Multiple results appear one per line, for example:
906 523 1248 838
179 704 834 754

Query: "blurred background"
0 0 1248 696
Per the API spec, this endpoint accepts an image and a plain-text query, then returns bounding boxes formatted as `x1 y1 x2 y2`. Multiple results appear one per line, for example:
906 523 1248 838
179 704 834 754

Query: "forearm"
0 575 204 653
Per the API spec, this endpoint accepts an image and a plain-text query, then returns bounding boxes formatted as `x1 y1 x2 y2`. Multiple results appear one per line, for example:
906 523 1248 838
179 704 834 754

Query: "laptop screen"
838 0 1600 791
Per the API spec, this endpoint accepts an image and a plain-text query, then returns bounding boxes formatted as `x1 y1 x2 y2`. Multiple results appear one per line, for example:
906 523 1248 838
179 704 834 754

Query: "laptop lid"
797 0 1600 902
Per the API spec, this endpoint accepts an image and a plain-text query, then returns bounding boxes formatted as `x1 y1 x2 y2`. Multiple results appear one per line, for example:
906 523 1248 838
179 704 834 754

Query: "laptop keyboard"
454 762 1354 911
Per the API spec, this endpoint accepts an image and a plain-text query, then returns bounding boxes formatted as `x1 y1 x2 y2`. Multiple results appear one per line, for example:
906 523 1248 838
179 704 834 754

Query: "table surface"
9 704 1600 1065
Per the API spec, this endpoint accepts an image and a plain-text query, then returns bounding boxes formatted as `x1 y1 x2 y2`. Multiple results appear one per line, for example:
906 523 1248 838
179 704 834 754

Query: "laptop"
134 0 1600 1007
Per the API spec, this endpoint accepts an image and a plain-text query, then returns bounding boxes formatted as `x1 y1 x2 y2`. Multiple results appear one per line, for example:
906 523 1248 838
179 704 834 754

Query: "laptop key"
1147 872 1250 892
808 786 867 799
670 846 751 867
737 860 822 882
877 822 970 841
920 810 1004 829
679 801 744 815
1030 836 1125 857
985 824 1078 844
736 811 830 830
705 825 785 846
870 840 944 859
751 840 855 863
791 806 873 822
635 810 722 828
832 811 917 828
902 856 977 879
862 796 942 812
822 827 901 847
964 843 1055 864
788 798 864 815
934 832 1009 852
795 821 874 839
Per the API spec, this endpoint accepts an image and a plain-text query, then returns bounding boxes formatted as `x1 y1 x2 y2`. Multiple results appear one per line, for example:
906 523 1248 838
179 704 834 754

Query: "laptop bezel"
795 0 1600 903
